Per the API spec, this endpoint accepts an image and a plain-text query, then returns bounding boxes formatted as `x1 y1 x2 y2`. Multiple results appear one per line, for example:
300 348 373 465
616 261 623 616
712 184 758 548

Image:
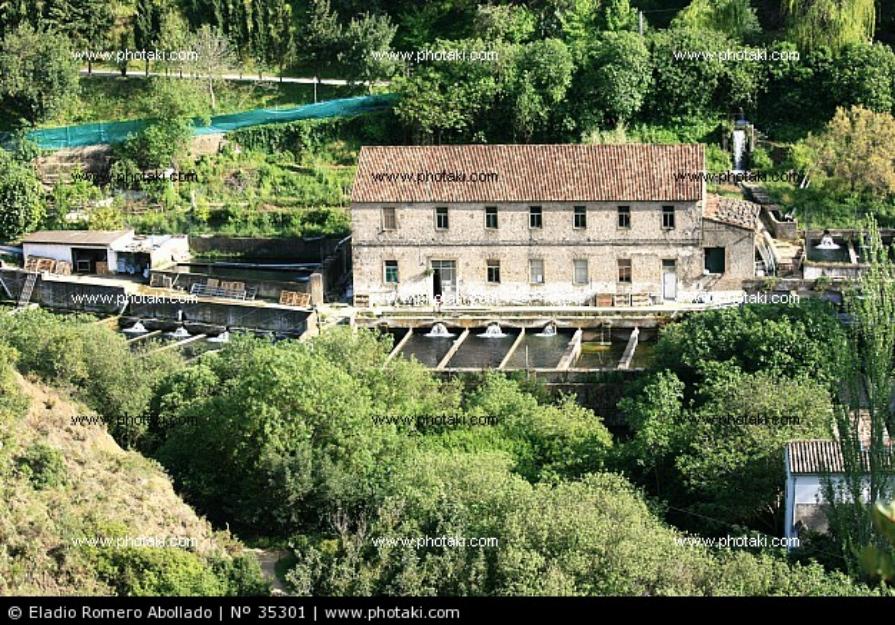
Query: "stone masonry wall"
352 201 713 305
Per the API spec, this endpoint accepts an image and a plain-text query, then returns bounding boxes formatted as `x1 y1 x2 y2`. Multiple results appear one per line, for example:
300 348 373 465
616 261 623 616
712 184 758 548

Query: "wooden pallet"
279 290 311 307
593 293 614 307
354 294 370 308
219 281 245 292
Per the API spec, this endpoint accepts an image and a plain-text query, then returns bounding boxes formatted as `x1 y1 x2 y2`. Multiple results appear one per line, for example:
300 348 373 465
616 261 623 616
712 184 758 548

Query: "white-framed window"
573 259 588 285
485 206 498 229
435 206 449 230
617 206 631 229
662 205 675 229
381 207 397 230
618 258 632 283
529 206 543 229
530 259 545 284
486 259 501 284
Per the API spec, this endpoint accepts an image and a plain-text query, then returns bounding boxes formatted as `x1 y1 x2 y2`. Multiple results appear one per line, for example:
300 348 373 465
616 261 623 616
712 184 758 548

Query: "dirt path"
246 548 290 595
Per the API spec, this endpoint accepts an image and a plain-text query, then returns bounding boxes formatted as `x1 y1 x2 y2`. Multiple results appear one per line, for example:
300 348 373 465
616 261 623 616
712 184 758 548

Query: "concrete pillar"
309 272 324 305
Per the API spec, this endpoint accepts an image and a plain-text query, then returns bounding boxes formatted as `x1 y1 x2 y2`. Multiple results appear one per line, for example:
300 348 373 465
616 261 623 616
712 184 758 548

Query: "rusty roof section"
703 194 761 230
351 144 705 203
786 440 895 474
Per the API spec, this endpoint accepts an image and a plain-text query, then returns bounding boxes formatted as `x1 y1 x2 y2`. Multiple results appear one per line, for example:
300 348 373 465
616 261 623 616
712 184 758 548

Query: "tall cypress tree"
822 216 895 578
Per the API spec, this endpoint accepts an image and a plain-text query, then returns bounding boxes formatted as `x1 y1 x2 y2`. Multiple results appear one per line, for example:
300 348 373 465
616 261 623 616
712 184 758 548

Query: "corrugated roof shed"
22 230 132 246
351 144 705 203
787 439 895 474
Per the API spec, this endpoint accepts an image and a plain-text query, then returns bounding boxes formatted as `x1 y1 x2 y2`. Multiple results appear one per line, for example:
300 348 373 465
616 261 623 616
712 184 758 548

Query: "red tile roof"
351 144 705 203
703 194 761 230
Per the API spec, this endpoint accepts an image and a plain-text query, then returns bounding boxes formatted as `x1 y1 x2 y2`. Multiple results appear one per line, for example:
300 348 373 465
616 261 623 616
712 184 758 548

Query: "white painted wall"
23 242 117 273
22 243 75 264
785 472 895 544
149 236 190 268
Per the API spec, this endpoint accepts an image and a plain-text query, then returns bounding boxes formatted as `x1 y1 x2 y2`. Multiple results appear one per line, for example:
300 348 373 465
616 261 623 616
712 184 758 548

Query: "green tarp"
9 94 395 151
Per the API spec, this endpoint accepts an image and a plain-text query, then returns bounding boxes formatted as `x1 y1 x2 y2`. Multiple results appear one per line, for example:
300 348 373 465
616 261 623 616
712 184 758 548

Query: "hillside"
0 365 267 596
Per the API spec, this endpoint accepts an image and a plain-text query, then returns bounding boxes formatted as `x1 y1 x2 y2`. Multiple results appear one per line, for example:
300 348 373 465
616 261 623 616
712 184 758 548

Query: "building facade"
350 144 759 307
22 230 190 276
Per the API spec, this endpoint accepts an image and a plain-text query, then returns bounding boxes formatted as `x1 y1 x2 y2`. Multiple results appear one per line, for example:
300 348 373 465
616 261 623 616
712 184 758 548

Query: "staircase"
17 273 37 308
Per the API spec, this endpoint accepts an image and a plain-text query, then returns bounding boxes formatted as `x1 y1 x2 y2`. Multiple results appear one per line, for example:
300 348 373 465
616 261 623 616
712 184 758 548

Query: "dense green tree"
597 0 639 32
259 0 296 76
621 364 833 532
553 0 603 60
297 0 343 77
0 149 44 242
340 13 399 87
682 365 832 529
579 31 652 129
394 35 572 143
394 39 503 143
46 0 114 74
504 38 574 140
672 0 761 40
286 459 871 596
157 7 192 77
472 4 537 43
134 0 166 76
829 42 895 114
784 0 877 51
180 0 293 67
153 333 409 535
756 42 835 138
646 27 730 119
461 373 612 481
806 105 895 198
0 309 182 441
0 24 79 126
120 78 207 170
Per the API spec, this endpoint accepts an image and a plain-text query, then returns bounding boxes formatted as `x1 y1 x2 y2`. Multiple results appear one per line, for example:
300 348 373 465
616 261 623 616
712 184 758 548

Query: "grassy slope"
0 371 250 595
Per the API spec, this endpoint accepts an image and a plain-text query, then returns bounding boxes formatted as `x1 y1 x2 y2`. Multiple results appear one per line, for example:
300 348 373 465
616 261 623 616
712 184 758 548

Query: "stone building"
350 144 761 307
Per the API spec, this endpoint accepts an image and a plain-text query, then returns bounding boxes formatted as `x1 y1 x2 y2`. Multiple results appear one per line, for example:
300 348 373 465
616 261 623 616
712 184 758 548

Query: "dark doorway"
71 247 108 274
432 268 442 298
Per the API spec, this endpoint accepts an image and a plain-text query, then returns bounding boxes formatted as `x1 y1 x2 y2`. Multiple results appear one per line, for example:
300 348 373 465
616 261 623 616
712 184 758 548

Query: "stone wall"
0 269 126 314
353 243 706 306
189 235 341 261
149 269 310 302
352 201 713 306
700 219 757 288
128 300 312 335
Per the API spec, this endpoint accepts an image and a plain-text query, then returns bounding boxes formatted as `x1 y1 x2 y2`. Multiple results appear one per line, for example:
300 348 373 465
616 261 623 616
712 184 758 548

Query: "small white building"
784 439 894 545
22 230 190 276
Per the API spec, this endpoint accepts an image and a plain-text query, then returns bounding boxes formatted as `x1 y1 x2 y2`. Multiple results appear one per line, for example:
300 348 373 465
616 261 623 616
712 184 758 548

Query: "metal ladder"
17 273 37 308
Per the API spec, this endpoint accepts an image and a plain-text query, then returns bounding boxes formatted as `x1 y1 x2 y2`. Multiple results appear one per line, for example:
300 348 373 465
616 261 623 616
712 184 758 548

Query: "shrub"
16 443 66 490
